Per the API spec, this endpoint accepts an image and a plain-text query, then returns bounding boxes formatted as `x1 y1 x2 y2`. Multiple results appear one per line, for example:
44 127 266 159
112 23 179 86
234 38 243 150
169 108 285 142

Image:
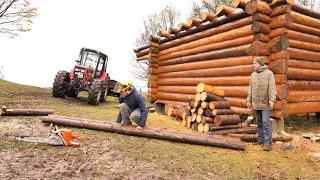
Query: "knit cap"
253 57 265 66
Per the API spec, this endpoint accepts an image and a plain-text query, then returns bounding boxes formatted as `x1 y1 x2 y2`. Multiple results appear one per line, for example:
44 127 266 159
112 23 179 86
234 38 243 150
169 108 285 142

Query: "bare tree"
129 4 181 82
188 0 233 19
0 0 38 37
297 0 320 10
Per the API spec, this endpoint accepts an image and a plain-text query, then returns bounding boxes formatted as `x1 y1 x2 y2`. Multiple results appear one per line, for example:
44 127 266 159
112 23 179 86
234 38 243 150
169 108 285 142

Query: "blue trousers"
255 110 272 145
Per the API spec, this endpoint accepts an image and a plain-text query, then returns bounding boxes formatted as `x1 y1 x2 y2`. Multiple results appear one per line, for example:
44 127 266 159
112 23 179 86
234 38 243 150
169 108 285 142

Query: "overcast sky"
0 0 195 88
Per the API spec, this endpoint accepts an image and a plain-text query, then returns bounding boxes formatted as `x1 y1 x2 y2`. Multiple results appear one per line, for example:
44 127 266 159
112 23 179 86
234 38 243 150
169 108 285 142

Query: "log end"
196 83 205 93
203 123 210 133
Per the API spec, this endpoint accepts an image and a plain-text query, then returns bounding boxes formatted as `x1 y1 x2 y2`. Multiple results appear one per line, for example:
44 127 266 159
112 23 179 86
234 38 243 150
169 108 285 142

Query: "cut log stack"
181 83 258 135
135 0 320 118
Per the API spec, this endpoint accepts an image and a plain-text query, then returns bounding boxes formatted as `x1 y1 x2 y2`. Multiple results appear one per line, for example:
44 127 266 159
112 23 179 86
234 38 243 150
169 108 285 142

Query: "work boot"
263 144 272 151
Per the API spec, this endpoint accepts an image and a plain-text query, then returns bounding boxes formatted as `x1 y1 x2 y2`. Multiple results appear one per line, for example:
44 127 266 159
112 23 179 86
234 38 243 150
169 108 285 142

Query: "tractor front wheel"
88 79 102 105
52 71 70 98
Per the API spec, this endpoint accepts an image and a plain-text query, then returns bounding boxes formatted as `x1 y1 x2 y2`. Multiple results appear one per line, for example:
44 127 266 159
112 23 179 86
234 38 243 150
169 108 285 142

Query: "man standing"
115 81 148 130
247 57 276 151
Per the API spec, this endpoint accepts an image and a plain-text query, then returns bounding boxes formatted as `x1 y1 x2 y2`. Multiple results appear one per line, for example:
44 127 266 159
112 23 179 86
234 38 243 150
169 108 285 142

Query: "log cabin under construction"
134 0 320 119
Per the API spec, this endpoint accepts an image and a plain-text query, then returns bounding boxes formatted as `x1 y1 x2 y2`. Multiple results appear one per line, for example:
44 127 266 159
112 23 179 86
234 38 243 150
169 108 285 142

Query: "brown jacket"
247 66 277 110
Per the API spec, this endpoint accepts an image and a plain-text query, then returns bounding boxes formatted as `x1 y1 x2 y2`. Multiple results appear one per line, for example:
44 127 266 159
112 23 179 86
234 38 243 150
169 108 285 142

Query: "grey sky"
0 0 194 88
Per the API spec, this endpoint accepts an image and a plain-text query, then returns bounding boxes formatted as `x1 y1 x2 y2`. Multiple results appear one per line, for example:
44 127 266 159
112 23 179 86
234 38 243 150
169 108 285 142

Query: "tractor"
52 47 120 105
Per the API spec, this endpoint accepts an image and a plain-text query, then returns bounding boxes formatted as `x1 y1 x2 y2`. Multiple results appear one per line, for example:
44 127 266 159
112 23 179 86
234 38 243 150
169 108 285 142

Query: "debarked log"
268 27 288 39
167 108 183 120
252 13 272 24
269 58 288 74
157 35 254 61
288 59 320 70
287 67 320 80
269 50 289 61
206 123 242 131
200 92 227 102
187 18 204 27
0 108 54 116
196 83 225 97
136 48 149 58
41 116 246 150
156 99 188 107
287 101 320 114
156 92 195 102
287 48 320 62
268 35 289 53
230 106 288 118
288 91 320 103
246 41 272 55
212 109 235 116
291 3 320 19
208 126 257 135
157 65 253 78
216 5 236 16
158 44 250 66
157 86 197 94
288 23 320 38
289 39 320 53
287 80 320 91
214 115 241 126
287 30 320 45
251 21 271 34
245 0 272 15
290 11 320 30
270 4 292 18
232 0 248 9
254 33 270 42
269 13 293 29
224 97 287 111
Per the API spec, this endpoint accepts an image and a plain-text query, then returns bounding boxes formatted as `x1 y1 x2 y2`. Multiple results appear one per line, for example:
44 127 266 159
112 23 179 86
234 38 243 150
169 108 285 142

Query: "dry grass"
1 79 320 179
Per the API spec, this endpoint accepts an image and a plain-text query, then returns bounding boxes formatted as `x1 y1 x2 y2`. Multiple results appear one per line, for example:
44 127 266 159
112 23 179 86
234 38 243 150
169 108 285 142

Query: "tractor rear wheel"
88 79 102 105
100 80 109 102
52 71 70 98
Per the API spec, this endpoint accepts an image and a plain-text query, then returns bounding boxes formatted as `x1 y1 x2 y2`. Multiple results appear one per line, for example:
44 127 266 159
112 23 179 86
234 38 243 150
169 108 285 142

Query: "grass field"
0 79 320 179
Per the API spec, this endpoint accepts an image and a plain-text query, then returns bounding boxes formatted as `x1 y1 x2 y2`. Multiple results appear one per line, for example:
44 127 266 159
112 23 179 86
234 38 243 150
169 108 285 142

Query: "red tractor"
52 47 119 105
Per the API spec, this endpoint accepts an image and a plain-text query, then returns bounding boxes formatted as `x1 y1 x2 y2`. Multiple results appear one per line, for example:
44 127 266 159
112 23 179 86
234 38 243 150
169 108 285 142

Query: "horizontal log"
201 92 226 102
232 0 248 9
158 44 250 66
288 23 320 37
187 18 204 27
288 91 320 103
158 56 255 74
269 58 288 74
231 106 252 115
287 29 320 45
41 116 246 150
254 33 270 42
230 133 293 142
134 45 148 53
225 97 286 111
208 124 242 131
178 23 193 30
156 99 188 107
149 47 159 54
246 41 272 55
291 3 320 19
288 48 320 62
148 88 157 94
275 74 287 84
157 86 196 94
251 21 271 34
216 5 236 16
159 31 171 38
230 106 288 118
209 101 231 109
289 39 320 53
168 27 181 35
212 109 235 116
287 102 320 114
159 25 253 57
291 11 320 30
203 108 213 117
269 13 293 29
202 12 218 21
214 115 241 126
287 80 320 91
270 4 292 18
268 27 288 39
196 83 225 97
287 67 320 81
160 10 249 44
147 81 157 88
157 34 254 62
159 15 252 51
208 127 257 135
0 108 54 116
136 55 149 61
156 92 195 102
268 35 289 53
136 48 149 58
287 59 320 70
245 0 272 15
252 13 272 24
158 65 253 78
269 50 289 61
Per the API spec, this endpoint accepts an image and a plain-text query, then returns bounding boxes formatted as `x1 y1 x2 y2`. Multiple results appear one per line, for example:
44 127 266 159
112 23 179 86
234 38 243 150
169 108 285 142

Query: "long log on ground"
205 123 242 131
246 41 271 55
269 13 293 29
251 21 271 34
268 35 289 53
156 92 195 102
291 3 320 19
159 15 253 51
160 10 249 44
229 133 293 142
209 101 231 109
288 23 320 37
287 47 320 62
288 59 320 70
214 115 241 126
208 126 257 135
158 44 250 66
287 101 320 114
252 13 272 24
289 39 320 53
158 65 253 78
288 91 320 103
167 108 183 120
269 58 288 74
245 0 272 15
287 67 320 81
270 4 292 18
268 27 288 39
157 35 254 62
232 0 248 9
288 28 320 44
287 80 320 91
212 109 235 116
201 92 226 102
291 11 320 30
0 107 54 116
158 56 255 74
196 83 225 97
156 99 188 107
41 116 246 150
